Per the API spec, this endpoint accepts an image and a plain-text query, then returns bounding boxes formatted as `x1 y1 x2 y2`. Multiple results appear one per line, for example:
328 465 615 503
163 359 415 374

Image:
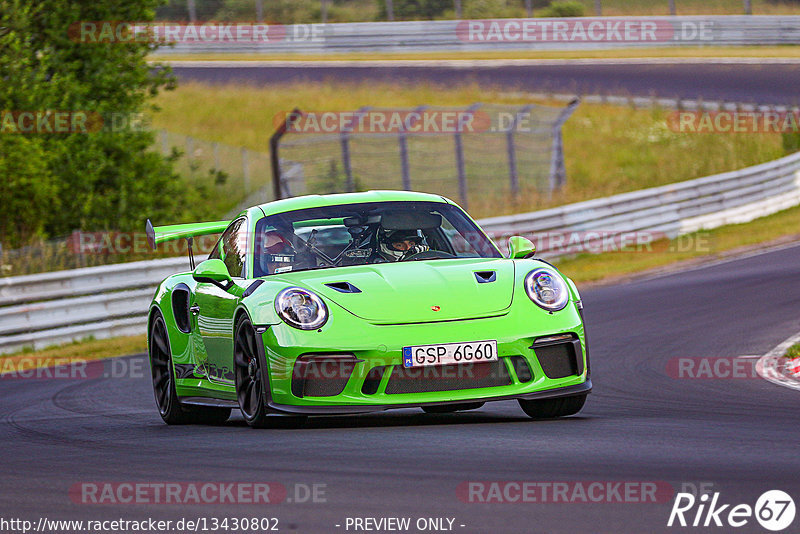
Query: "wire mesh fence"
156 130 275 217
273 101 579 210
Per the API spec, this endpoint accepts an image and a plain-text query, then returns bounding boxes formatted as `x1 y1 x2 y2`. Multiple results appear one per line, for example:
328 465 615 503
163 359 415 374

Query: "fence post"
399 136 411 191
549 99 580 193
241 148 250 193
398 105 427 191
270 108 304 200
668 0 676 15
321 0 329 23
341 137 353 192
595 0 602 16
340 106 370 193
453 103 481 210
386 0 394 21
525 0 533 17
744 0 752 14
505 105 533 197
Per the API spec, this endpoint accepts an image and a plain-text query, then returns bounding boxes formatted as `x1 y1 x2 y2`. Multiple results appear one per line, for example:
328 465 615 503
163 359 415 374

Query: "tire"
149 310 230 425
234 315 272 428
518 394 586 419
422 402 485 414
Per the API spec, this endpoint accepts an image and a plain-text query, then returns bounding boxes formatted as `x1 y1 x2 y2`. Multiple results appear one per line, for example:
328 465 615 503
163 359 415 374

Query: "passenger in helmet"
378 229 430 261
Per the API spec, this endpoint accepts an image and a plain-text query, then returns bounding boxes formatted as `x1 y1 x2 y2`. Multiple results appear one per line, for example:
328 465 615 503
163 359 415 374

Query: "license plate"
402 340 498 368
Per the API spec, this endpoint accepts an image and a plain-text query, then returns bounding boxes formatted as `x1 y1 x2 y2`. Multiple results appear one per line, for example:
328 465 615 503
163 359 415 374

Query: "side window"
439 213 478 255
209 218 247 278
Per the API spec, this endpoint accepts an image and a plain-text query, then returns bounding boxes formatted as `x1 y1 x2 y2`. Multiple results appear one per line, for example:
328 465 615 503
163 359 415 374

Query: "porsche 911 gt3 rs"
145 191 590 427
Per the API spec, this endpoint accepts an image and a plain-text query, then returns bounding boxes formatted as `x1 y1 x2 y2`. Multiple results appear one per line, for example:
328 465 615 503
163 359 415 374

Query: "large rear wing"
145 219 230 251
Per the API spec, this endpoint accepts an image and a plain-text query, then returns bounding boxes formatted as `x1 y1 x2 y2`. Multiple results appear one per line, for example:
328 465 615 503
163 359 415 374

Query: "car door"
193 218 247 385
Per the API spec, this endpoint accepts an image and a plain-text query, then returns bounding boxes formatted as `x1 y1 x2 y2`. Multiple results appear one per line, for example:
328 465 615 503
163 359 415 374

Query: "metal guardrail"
150 16 800 55
2 150 800 353
480 151 800 256
0 257 193 353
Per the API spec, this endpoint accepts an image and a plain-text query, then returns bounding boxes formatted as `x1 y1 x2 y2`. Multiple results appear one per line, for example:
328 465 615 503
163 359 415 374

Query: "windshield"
252 201 501 277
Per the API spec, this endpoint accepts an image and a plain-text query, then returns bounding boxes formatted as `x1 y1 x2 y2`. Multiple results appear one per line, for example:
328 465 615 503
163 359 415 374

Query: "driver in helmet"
378 229 430 261
259 229 296 274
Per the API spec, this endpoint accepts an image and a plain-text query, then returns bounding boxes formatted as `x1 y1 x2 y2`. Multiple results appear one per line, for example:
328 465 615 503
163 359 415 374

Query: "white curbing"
756 332 800 392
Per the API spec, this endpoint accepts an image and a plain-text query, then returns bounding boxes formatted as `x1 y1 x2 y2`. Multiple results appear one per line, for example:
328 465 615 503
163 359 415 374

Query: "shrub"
539 0 585 17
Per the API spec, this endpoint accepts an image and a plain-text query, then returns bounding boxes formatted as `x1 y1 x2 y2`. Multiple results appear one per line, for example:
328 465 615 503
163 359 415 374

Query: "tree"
0 0 188 247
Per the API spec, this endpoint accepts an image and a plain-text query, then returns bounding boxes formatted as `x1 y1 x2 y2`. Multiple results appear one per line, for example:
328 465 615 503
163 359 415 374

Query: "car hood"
278 258 515 324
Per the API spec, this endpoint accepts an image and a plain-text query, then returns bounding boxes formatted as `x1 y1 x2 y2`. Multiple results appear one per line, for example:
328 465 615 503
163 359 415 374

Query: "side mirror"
193 259 233 290
507 236 536 259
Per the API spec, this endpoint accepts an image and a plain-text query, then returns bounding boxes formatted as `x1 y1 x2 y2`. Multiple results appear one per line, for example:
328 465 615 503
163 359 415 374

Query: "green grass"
152 81 787 219
786 343 800 360
153 45 800 62
572 0 800 16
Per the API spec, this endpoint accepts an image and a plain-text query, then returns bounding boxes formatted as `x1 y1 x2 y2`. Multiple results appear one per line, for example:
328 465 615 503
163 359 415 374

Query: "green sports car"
145 191 590 427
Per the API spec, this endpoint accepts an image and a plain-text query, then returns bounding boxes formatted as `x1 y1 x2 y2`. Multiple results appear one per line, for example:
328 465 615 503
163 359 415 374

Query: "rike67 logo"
668 490 795 531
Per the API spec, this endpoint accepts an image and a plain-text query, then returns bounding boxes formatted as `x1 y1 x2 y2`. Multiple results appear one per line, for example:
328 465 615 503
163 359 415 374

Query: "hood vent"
474 271 497 283
324 281 362 294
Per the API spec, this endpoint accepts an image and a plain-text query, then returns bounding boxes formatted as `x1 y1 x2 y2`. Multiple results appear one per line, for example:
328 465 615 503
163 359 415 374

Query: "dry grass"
574 0 800 16
152 81 786 219
1 335 147 372
153 46 800 62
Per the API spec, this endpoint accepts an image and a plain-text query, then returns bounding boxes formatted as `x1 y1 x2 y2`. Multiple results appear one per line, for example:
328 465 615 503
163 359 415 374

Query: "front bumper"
259 301 590 414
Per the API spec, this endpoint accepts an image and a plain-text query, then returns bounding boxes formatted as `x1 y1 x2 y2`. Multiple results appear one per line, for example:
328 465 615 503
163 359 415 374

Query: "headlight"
275 287 328 330
524 268 570 312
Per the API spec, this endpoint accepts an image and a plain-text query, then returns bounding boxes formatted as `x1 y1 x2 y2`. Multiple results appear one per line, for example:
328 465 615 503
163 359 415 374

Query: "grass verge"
152 45 800 63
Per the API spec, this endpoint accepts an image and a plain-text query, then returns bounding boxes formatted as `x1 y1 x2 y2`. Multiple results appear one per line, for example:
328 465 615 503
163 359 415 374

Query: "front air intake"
531 336 583 379
291 355 357 398
385 360 511 394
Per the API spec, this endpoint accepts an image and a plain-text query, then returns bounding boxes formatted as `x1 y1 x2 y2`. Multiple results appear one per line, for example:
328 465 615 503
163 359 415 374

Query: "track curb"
756 333 800 392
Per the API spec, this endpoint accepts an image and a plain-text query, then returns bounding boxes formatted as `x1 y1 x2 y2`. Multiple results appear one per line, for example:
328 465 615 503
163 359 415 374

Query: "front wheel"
518 394 586 419
234 316 272 428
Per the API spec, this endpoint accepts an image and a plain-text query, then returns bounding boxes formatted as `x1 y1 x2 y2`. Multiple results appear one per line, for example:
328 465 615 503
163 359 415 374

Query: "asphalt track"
1 242 799 533
170 61 800 105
